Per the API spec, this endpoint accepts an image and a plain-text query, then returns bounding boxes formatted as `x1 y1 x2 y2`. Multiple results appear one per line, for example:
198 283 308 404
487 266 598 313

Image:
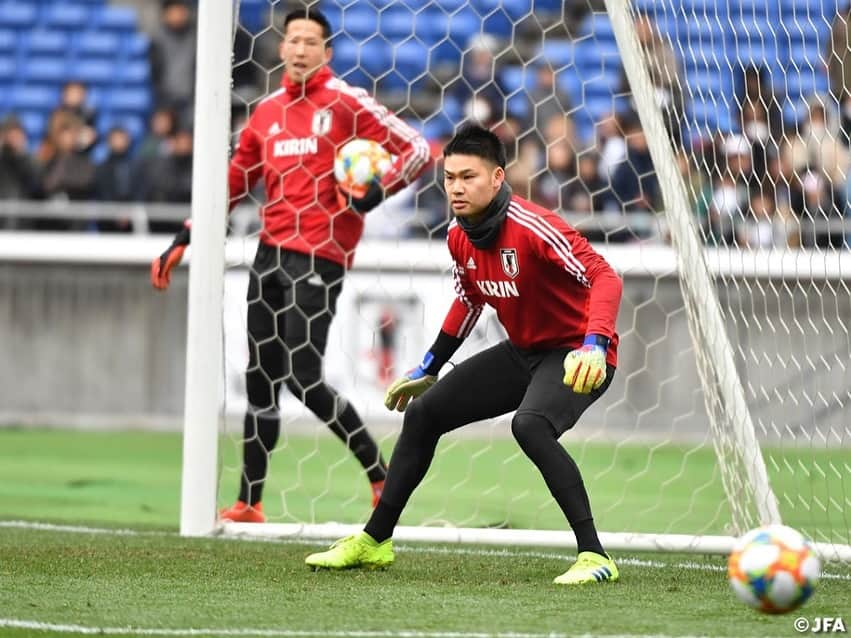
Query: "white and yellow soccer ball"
334 139 392 198
728 524 820 614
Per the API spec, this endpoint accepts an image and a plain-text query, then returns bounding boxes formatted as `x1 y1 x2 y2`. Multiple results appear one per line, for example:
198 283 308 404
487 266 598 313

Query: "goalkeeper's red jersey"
228 66 430 268
442 194 622 367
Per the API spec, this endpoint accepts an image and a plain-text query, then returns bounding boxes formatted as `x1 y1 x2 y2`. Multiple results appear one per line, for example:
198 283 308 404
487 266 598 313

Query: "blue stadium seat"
107 87 151 114
11 85 60 110
341 5 378 39
414 9 448 41
26 30 70 56
43 4 90 30
75 31 121 59
123 33 150 59
119 61 150 86
540 41 574 69
579 13 614 40
91 5 137 32
0 55 14 82
0 3 37 29
394 40 429 80
379 7 415 40
0 28 16 53
26 57 67 83
71 59 116 85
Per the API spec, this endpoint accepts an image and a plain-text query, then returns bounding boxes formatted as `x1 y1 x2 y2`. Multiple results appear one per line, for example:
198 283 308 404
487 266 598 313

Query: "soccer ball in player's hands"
334 139 392 199
728 524 820 614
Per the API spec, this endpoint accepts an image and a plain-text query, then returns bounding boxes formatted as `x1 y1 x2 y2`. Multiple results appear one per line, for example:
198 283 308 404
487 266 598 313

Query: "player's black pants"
365 340 614 552
239 245 387 505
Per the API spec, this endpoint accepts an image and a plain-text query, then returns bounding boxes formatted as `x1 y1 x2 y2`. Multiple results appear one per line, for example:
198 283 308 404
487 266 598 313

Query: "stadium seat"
26 57 68 83
91 5 137 33
107 87 151 114
379 7 415 40
70 59 116 85
43 4 90 30
0 28 14 53
10 85 60 110
0 55 14 82
341 5 378 40
123 33 150 60
75 31 121 59
0 3 37 29
119 61 150 86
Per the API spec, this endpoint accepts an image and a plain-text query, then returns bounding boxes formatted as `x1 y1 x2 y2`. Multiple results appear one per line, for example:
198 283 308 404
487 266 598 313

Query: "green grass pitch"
0 427 848 638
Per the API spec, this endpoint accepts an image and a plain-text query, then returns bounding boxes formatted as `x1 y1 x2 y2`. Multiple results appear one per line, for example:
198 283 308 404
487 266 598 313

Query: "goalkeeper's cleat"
218 500 266 523
305 532 394 570
553 551 619 585
371 480 385 508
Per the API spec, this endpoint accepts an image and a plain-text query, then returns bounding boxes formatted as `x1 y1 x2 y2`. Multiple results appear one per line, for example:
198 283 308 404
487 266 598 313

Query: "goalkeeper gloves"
563 335 608 395
150 221 191 290
384 352 438 412
338 180 385 214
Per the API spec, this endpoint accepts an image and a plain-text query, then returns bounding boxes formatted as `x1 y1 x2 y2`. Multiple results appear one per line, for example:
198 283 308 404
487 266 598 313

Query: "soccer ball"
334 139 392 198
728 524 820 614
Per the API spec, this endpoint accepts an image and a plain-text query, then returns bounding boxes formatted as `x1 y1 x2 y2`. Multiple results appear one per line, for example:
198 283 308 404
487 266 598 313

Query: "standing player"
305 125 623 585
151 9 431 522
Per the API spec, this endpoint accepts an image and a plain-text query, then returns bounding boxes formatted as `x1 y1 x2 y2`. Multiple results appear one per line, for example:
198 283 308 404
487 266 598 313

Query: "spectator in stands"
136 107 176 161
605 112 659 218
95 127 137 204
150 0 197 125
451 34 504 128
564 151 608 214
620 13 683 145
58 81 98 155
523 60 572 132
0 116 40 207
138 128 193 211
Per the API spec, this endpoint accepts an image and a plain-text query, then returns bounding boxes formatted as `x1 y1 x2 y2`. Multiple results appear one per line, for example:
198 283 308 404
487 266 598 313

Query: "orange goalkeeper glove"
150 221 190 290
563 335 608 394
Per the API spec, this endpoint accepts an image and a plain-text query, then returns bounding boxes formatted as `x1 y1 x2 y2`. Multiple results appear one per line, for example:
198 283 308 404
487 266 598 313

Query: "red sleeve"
532 215 623 340
440 232 485 339
347 90 431 195
228 116 263 211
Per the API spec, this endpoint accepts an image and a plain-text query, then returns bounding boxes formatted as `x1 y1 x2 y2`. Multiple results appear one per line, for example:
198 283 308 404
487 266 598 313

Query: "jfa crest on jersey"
500 248 519 278
311 109 333 136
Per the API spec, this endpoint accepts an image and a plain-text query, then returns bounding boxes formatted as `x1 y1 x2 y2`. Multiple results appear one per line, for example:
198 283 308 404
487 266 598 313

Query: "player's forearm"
583 265 623 339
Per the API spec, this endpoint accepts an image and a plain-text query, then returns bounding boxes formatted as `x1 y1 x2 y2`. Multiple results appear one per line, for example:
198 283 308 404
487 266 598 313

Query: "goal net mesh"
217 0 850 554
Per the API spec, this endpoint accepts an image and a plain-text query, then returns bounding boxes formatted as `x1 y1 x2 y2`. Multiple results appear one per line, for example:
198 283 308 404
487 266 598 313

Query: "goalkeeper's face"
444 154 505 222
281 19 332 84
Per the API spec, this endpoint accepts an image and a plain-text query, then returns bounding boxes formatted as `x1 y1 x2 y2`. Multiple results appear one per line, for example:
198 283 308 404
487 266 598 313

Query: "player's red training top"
443 193 622 367
228 66 431 268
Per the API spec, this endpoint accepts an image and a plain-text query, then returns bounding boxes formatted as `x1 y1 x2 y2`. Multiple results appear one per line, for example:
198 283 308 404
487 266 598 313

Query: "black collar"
455 183 513 249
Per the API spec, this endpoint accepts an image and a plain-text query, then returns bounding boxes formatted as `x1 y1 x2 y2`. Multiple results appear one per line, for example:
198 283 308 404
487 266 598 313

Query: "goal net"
183 0 851 561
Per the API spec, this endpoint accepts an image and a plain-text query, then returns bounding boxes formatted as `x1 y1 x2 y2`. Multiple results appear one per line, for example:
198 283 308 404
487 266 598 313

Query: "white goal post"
180 0 851 563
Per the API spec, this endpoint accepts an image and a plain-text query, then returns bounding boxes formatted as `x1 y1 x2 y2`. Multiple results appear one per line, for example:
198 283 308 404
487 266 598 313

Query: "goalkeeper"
306 125 623 585
150 9 430 521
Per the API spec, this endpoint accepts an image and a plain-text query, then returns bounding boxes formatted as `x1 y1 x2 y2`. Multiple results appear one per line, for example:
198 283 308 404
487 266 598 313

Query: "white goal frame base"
218 523 851 562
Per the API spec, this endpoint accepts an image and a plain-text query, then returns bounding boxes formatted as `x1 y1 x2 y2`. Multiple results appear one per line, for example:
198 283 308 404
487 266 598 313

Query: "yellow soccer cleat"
553 551 619 585
305 532 394 570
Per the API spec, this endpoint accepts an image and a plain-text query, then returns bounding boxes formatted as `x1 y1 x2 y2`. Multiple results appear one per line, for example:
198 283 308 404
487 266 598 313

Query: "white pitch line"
1 519 849 581
0 619 723 638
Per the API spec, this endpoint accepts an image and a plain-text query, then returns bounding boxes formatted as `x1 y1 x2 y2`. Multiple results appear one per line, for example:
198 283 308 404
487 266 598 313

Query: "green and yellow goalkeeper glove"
384 353 438 412
563 335 608 395
150 221 190 290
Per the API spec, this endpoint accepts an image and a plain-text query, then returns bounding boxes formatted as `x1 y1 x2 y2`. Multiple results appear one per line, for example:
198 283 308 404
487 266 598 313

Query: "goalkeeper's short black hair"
443 124 507 169
284 8 332 47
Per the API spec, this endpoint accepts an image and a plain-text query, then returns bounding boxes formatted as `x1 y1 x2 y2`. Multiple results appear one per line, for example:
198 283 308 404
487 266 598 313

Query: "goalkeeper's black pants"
365 340 615 554
239 245 387 505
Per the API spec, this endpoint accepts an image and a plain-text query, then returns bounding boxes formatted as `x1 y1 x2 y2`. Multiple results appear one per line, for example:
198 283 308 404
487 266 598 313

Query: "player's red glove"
150 221 191 290
337 180 385 214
